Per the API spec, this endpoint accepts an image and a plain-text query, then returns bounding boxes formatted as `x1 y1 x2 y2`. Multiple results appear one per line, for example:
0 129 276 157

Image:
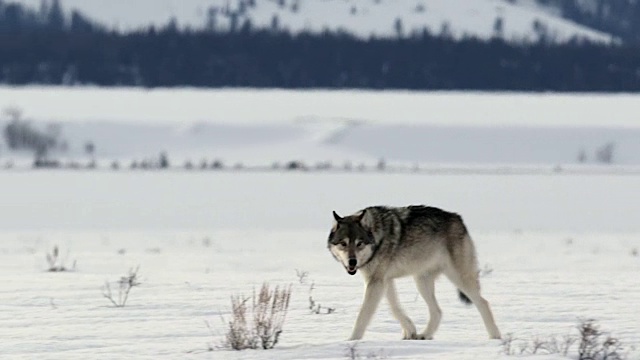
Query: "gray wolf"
327 205 501 341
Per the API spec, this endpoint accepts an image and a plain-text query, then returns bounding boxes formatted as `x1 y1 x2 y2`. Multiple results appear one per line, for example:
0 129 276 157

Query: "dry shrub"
224 283 292 350
295 268 309 284
344 341 388 360
501 319 628 360
102 266 141 307
308 282 335 315
46 245 75 272
577 319 625 360
226 295 257 350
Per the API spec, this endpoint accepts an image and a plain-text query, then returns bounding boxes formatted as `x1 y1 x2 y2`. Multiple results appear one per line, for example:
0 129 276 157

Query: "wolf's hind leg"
443 265 501 340
349 279 386 341
385 280 417 339
414 272 442 340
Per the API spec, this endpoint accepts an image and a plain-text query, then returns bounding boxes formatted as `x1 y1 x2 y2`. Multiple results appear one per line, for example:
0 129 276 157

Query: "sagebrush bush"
501 319 628 360
224 283 292 350
577 319 625 360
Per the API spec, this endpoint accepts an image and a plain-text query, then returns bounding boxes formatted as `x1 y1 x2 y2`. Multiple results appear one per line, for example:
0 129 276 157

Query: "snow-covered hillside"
14 0 613 43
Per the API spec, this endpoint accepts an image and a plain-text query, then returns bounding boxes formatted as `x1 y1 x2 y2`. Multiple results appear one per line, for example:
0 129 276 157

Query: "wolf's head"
327 210 376 276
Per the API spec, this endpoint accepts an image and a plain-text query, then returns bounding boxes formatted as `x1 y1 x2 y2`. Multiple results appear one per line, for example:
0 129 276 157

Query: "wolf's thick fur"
327 205 501 341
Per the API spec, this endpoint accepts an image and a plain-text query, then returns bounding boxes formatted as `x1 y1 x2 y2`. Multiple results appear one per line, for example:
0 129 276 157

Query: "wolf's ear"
356 209 366 222
332 211 343 222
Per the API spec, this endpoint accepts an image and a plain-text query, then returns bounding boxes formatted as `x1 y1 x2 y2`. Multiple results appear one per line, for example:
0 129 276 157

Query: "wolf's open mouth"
347 267 357 275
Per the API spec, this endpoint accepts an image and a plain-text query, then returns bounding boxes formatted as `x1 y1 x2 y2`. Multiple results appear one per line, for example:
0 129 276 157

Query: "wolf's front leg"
348 279 386 341
386 280 417 339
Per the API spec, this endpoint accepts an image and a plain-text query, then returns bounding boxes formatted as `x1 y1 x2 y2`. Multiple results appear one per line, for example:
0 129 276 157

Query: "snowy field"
1 171 639 359
1 88 639 359
2 87 640 165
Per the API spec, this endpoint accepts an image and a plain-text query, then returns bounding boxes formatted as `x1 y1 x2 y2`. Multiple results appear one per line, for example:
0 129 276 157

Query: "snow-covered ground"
0 171 639 359
13 0 614 43
1 87 640 358
3 87 639 127
1 87 640 166
1 171 639 233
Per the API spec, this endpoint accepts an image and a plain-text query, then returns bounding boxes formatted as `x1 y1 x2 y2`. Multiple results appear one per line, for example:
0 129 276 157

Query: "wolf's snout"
346 258 358 275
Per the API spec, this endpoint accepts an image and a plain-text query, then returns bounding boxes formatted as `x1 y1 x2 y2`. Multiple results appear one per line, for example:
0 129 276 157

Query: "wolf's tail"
458 290 472 305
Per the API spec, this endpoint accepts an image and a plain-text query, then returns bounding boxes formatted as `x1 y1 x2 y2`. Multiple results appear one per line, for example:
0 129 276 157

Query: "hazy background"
0 1 639 232
1 0 640 171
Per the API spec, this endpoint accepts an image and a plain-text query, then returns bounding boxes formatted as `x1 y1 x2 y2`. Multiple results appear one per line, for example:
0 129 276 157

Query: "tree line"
0 0 639 91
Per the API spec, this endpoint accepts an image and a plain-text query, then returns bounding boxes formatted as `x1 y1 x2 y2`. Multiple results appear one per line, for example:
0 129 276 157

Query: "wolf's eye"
356 241 364 247
338 241 347 247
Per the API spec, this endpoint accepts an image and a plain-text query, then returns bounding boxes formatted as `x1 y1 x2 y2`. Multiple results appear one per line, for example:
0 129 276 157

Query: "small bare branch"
102 266 141 307
295 269 309 284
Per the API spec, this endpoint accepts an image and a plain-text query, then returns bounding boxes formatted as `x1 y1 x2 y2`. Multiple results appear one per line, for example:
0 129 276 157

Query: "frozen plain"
0 171 639 360
0 88 639 359
2 87 640 166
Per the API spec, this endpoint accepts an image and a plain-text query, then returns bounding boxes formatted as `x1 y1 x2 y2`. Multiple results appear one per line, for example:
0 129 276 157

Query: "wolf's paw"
488 329 502 340
402 333 429 340
414 333 434 340
401 334 415 340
